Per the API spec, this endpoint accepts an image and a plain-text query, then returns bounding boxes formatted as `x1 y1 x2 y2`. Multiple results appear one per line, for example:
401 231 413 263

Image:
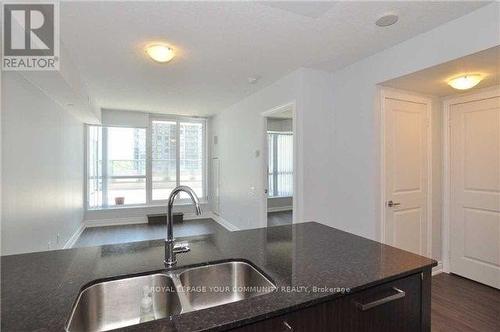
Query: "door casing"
261 102 298 227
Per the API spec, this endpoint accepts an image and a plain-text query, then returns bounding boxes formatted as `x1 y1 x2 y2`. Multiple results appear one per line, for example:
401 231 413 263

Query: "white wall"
101 108 149 127
328 3 499 259
211 68 333 230
1 73 85 255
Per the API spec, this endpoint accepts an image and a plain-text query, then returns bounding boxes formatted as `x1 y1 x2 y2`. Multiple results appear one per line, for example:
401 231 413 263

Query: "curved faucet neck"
165 185 202 243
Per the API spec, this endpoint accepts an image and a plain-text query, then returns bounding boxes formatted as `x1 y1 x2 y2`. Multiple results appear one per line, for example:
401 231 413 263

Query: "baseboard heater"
147 212 184 225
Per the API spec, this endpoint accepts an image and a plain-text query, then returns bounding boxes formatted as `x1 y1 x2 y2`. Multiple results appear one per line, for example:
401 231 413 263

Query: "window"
179 122 203 198
106 127 147 206
152 120 176 201
268 132 293 197
151 120 204 201
87 126 147 208
87 117 206 209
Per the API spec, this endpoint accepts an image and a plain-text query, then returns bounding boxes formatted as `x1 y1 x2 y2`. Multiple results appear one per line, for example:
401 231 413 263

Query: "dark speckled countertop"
1 222 436 331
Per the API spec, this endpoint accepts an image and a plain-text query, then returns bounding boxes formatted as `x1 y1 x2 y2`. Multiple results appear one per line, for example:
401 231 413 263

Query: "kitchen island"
1 222 436 331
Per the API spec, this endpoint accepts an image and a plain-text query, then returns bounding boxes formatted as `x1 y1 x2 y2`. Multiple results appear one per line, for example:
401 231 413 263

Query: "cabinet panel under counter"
233 273 428 332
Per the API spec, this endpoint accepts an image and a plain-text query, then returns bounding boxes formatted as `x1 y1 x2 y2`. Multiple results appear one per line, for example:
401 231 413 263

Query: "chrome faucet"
164 185 202 267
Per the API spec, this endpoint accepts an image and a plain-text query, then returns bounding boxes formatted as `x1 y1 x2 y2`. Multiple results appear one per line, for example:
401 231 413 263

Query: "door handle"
387 200 401 208
282 320 293 331
354 287 406 311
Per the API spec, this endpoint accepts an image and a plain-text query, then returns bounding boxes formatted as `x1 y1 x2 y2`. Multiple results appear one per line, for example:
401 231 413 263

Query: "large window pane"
268 132 293 197
268 133 274 197
180 122 203 198
276 133 293 197
152 121 177 200
107 127 146 206
107 127 146 177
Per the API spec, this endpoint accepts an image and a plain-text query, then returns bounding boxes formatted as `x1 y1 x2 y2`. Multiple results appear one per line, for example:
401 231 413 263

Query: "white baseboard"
432 261 443 276
211 214 239 231
183 212 213 220
85 216 147 228
64 222 86 249
267 206 293 213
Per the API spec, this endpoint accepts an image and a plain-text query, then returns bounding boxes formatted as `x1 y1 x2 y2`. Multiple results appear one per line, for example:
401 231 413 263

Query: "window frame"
85 114 208 210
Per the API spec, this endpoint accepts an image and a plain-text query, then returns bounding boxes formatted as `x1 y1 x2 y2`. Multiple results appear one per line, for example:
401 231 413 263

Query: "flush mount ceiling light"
447 74 482 90
376 13 399 27
145 44 175 63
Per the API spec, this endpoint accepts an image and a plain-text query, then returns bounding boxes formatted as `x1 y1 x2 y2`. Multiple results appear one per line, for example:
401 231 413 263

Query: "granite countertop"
1 222 436 331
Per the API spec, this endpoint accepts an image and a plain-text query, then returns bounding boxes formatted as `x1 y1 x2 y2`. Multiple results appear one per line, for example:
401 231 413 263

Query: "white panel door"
450 96 500 288
384 97 429 256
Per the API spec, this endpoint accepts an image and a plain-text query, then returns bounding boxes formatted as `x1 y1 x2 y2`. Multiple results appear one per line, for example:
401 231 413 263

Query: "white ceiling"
381 46 500 97
59 1 490 116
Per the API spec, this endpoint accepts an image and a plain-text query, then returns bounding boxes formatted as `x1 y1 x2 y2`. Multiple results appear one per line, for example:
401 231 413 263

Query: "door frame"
379 87 433 257
442 85 500 273
261 101 298 226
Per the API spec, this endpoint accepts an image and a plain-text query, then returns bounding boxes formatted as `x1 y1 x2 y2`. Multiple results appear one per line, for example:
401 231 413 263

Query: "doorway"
381 89 432 257
379 46 500 288
262 103 296 227
444 87 500 289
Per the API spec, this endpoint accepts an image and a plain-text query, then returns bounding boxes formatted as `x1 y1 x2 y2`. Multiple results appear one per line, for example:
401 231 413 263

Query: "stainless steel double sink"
66 260 276 332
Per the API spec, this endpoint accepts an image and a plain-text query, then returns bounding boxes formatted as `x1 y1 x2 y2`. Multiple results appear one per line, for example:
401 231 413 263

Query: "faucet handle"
173 241 190 254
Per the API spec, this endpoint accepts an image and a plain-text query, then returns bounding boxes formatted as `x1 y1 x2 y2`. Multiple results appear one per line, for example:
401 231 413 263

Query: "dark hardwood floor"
74 218 226 248
267 210 293 227
431 273 499 332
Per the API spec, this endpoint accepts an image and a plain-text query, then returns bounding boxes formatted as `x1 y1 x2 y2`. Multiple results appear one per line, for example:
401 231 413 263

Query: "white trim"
211 214 240 231
146 114 153 204
267 206 293 213
379 88 433 258
63 223 86 249
183 212 213 220
261 101 298 227
432 261 443 276
441 85 500 273
268 195 293 199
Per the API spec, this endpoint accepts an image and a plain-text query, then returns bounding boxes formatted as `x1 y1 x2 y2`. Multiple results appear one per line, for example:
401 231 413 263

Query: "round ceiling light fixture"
376 13 399 27
447 74 482 90
145 43 175 63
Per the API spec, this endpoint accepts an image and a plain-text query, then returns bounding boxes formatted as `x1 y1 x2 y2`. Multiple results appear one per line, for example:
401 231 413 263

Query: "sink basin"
66 274 181 332
66 260 275 332
178 261 276 311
